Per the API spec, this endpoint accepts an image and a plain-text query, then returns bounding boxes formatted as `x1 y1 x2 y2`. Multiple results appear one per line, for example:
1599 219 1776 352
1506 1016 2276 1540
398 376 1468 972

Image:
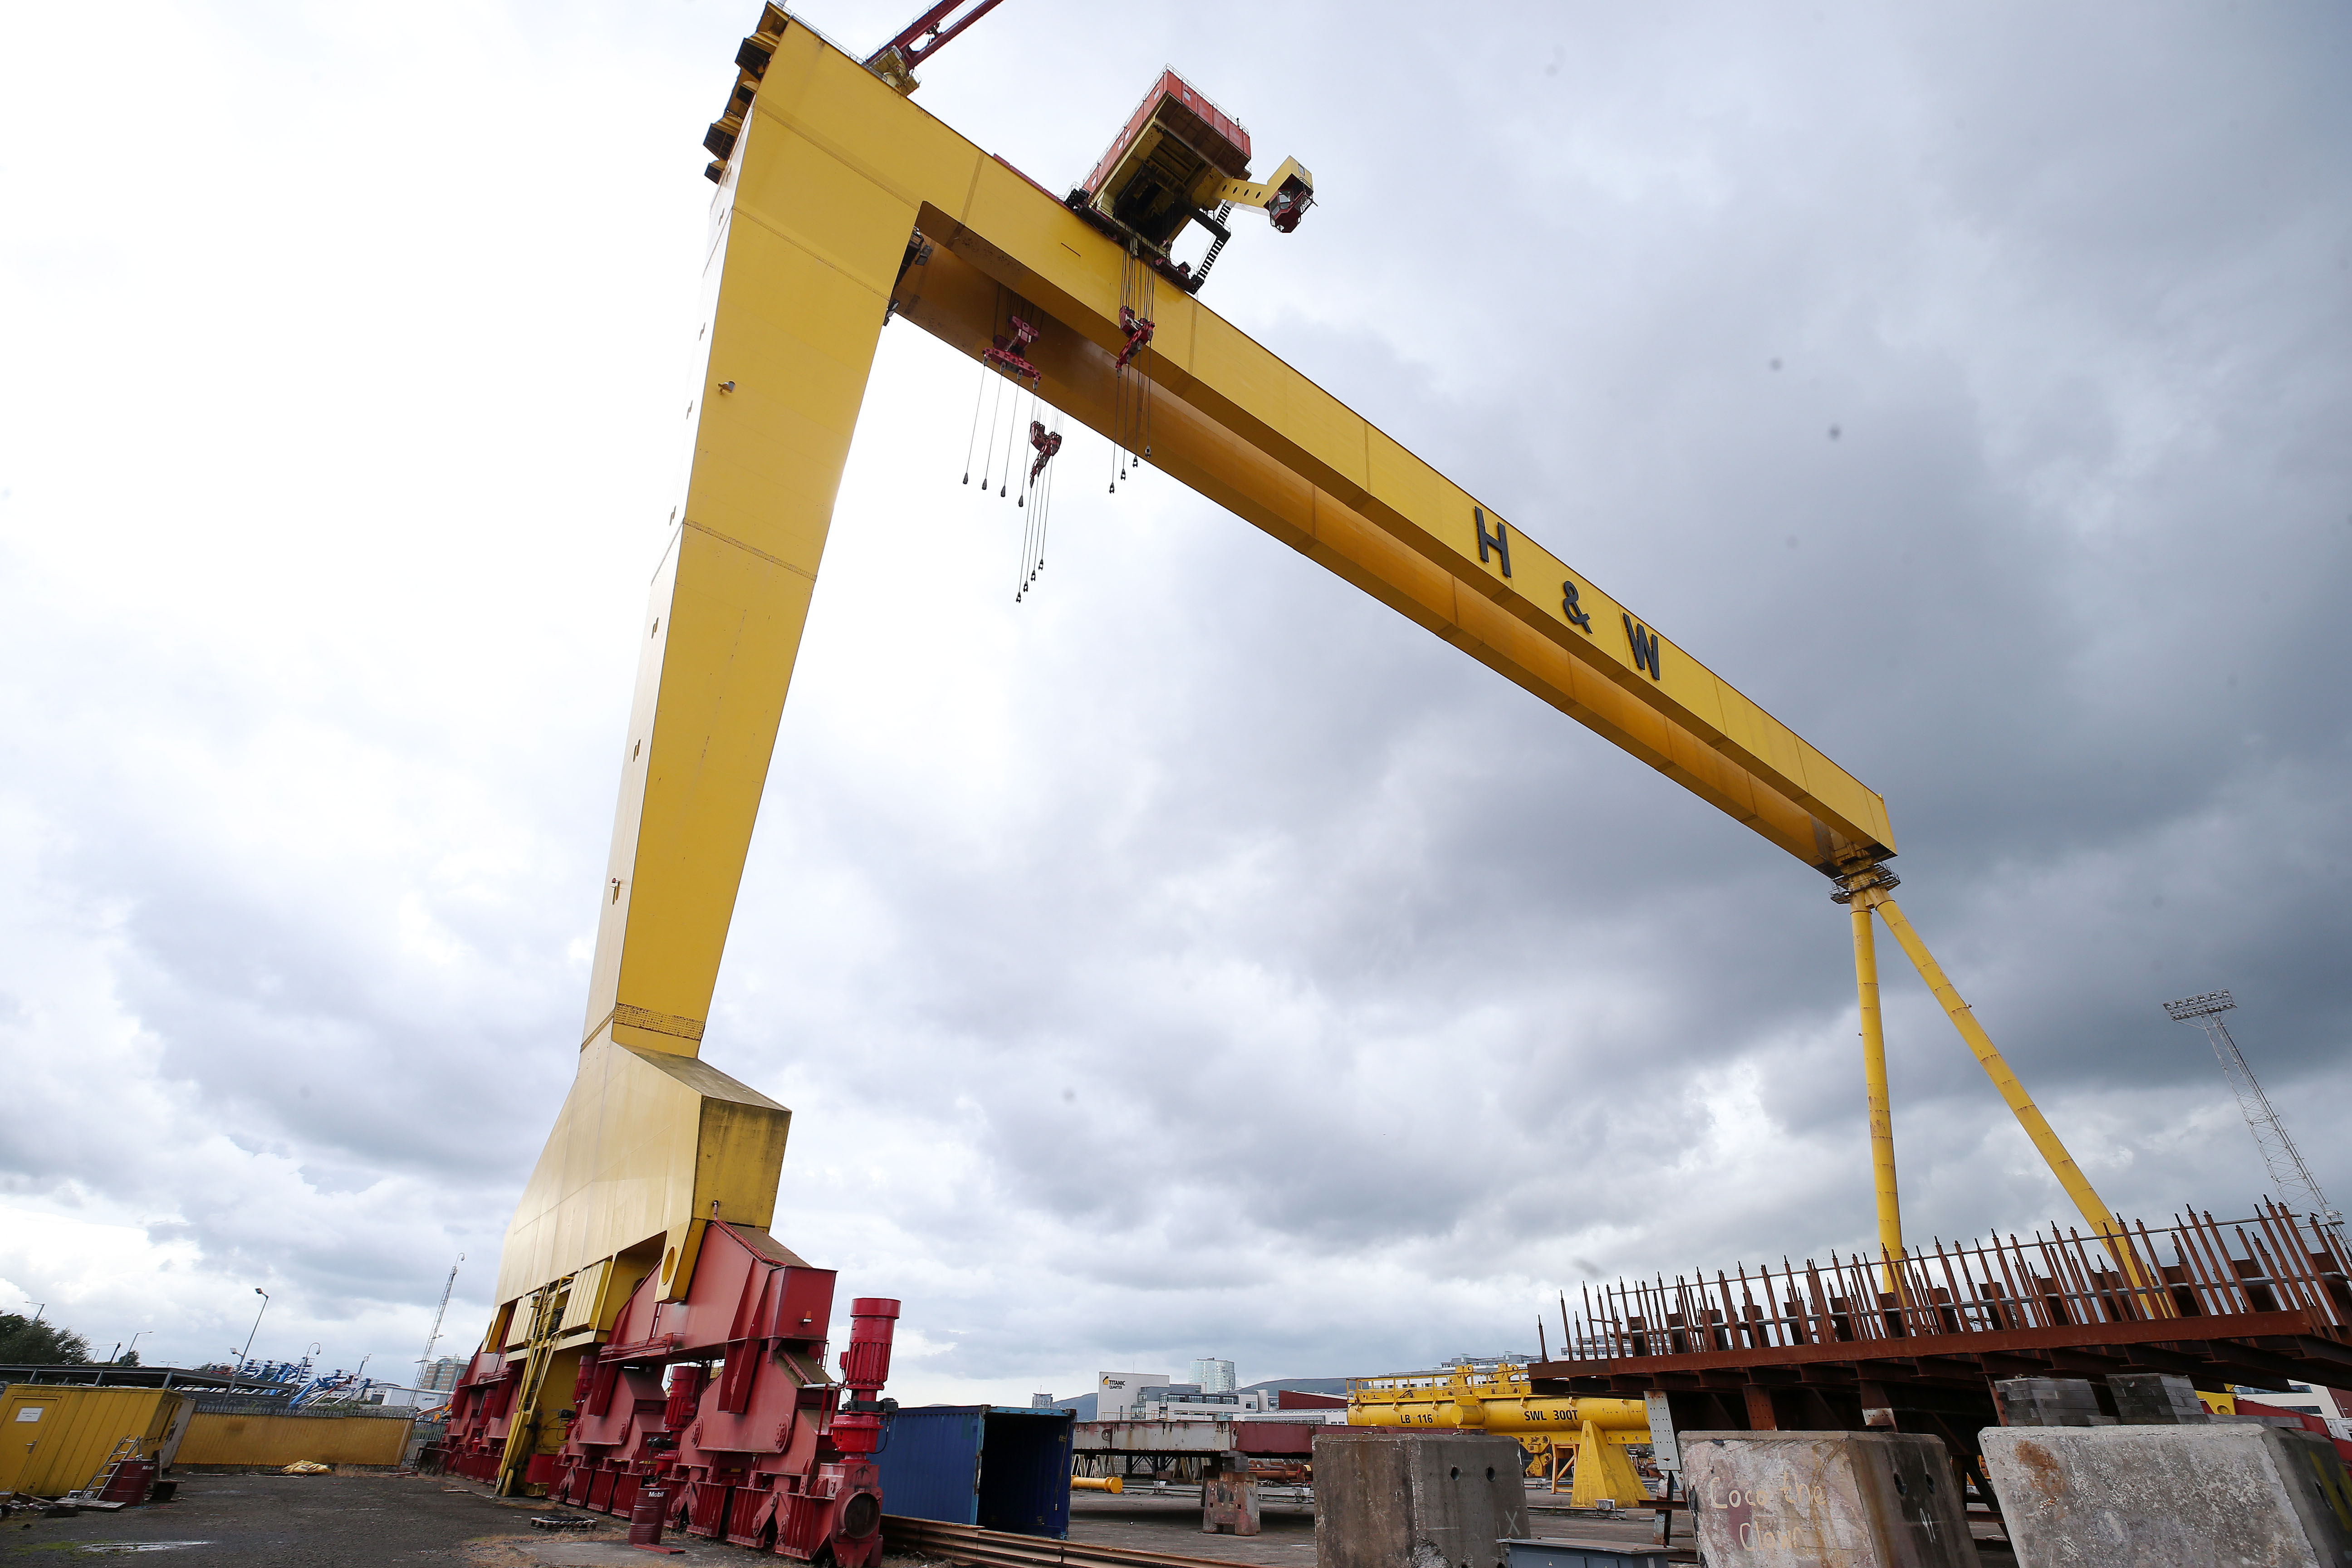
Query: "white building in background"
1126 1385 1348 1422
2237 1381 2352 1440
1097 1372 1171 1419
1188 1358 1236 1394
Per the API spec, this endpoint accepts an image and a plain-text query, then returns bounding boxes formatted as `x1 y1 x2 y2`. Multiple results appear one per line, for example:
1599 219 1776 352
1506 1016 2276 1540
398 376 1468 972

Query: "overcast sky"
2 0 2347 1402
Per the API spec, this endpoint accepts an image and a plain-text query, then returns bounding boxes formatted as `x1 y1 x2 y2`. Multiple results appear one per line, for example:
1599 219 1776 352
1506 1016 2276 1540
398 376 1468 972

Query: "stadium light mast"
2163 990 2339 1228
416 1255 463 1387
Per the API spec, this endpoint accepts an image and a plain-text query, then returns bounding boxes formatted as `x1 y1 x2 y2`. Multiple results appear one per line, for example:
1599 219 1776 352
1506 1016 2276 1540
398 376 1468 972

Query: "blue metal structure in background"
218 1357 389 1409
876 1406 1074 1539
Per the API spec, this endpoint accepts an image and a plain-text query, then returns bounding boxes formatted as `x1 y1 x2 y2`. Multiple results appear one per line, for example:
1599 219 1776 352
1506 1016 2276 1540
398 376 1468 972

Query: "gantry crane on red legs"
441 0 2168 1548
431 3 1328 1553
439 1237 900 1556
432 2 1021 1552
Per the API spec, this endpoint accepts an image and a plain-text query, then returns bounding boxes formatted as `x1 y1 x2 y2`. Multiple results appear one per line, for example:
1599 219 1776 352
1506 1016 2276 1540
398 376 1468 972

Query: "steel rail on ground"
883 1515 1242 1568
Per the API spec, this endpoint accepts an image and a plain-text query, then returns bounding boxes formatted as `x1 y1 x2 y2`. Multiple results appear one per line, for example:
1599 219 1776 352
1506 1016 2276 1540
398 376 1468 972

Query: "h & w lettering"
1473 506 1512 578
1623 614 1662 680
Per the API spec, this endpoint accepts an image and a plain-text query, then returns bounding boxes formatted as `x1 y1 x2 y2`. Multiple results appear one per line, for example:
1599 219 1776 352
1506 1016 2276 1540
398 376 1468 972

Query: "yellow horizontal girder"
776 31 1896 868
892 236 1888 870
487 5 1896 1328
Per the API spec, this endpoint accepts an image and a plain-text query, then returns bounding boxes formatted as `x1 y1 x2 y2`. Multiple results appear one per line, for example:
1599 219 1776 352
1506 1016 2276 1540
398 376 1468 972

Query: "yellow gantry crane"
475 2 2157 1464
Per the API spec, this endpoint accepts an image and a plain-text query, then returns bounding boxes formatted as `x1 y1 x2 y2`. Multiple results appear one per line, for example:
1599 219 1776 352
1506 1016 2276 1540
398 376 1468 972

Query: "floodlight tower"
415 1254 462 1387
2163 990 2339 1227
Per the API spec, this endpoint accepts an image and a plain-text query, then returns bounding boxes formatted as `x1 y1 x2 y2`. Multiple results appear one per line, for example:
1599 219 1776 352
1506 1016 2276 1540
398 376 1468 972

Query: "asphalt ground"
5 1478 1689 1568
3 1474 2011 1567
1 1472 746 1567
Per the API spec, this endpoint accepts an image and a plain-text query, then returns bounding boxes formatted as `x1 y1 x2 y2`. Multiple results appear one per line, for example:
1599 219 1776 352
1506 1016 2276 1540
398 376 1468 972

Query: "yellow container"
0 1385 196 1498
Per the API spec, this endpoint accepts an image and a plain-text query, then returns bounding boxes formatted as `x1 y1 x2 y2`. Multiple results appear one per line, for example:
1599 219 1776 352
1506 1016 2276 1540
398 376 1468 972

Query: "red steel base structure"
429 1223 898 1565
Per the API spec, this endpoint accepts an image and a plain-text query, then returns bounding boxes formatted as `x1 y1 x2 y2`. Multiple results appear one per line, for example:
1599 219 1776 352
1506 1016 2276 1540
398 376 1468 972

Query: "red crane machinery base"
428 1224 898 1565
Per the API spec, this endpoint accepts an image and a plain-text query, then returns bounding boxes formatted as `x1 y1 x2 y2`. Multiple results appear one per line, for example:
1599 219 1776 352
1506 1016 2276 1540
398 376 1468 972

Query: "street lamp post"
239 1287 270 1377
126 1330 151 1364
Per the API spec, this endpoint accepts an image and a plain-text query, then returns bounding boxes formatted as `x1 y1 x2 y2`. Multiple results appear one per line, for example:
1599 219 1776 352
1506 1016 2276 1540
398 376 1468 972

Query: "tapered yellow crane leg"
488 19 916 1352
1847 879 2163 1299
1851 903 1903 1284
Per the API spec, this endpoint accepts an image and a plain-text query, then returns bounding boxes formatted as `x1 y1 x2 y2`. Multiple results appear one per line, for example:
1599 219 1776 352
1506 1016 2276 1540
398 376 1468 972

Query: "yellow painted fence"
176 1411 414 1468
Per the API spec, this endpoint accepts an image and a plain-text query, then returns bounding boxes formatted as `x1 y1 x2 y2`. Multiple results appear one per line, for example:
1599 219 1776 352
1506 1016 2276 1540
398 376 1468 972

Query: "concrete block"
1980 1423 2352 1567
2104 1373 2207 1426
1681 1430 1979 1568
1204 1456 1261 1536
1990 1379 2105 1430
1313 1429 1529 1568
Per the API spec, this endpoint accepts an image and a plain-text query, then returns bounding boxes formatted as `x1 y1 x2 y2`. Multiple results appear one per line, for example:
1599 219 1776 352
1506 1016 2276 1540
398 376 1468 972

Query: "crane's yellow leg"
485 20 917 1430
1847 881 2164 1302
1851 902 1903 1286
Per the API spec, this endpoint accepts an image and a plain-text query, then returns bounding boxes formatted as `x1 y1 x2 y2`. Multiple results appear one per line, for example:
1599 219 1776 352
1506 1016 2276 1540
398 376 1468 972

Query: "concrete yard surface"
1069 1494 1318 1565
0 1472 748 1566
1067 1491 1696 1566
2 1474 1909 1568
5 1474 1696 1568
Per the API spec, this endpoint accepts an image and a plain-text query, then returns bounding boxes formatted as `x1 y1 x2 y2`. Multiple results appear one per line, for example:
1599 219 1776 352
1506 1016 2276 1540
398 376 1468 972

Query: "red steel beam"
864 0 1005 70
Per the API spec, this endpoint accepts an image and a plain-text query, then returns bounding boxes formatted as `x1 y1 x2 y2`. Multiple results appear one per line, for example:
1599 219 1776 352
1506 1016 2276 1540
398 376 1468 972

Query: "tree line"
0 1311 107 1365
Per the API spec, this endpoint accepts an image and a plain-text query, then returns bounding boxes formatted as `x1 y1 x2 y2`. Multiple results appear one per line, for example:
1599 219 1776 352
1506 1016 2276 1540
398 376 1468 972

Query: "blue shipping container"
875 1405 1074 1539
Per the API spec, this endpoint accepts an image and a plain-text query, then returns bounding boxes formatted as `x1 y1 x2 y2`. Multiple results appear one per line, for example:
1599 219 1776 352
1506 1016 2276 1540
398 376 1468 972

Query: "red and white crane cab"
1068 69 1314 292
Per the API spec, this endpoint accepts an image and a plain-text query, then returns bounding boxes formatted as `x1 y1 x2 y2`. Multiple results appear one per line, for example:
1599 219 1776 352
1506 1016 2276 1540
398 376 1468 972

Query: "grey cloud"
2 0 2347 1390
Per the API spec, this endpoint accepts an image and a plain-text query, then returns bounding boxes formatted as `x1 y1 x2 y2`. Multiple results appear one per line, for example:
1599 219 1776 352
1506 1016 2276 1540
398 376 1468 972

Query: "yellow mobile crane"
467 2 2161 1485
1348 1365 1651 1509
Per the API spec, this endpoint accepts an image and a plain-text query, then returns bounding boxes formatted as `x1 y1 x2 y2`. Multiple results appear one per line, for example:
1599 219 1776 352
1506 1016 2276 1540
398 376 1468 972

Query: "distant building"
420 1357 466 1394
1092 1370 1346 1424
1031 1393 1057 1408
2235 1381 2352 1426
1240 1377 1350 1400
1133 1384 1229 1420
1189 1358 1236 1394
1128 1386 1346 1423
1097 1372 1171 1419
1265 1389 1346 1411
